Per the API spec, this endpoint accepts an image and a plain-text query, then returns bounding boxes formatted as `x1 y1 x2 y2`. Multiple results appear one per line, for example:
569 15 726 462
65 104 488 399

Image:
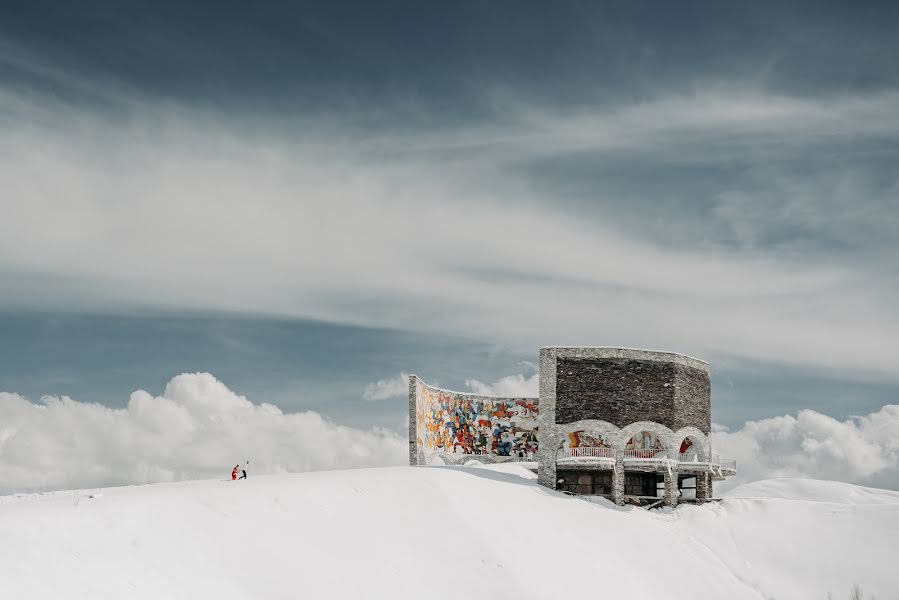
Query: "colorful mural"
624 430 664 454
564 430 609 448
415 380 538 460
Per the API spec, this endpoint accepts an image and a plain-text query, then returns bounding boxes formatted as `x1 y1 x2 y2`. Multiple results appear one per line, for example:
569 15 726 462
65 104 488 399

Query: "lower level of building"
555 467 715 507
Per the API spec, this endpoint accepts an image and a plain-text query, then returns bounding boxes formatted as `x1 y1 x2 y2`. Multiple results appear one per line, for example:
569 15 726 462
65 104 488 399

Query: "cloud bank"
0 373 405 495
714 404 899 493
1 369 897 494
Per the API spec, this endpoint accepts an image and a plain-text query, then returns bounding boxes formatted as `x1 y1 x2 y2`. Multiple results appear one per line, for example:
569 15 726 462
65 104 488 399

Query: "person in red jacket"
232 465 239 481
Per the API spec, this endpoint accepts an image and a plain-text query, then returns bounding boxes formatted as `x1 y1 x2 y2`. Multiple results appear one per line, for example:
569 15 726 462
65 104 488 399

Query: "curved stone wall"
408 375 538 466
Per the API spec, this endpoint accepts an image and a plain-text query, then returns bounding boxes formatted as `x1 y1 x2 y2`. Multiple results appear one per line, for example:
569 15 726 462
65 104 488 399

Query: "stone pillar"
536 348 557 490
536 431 558 489
408 375 420 466
696 473 711 502
537 448 557 489
612 461 625 505
663 467 679 507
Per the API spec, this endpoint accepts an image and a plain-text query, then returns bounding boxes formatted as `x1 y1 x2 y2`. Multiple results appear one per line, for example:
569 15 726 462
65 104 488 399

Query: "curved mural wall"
410 376 538 465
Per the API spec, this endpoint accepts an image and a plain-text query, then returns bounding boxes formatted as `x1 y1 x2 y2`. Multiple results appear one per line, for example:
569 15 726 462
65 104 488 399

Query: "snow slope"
1 466 896 600
725 477 899 504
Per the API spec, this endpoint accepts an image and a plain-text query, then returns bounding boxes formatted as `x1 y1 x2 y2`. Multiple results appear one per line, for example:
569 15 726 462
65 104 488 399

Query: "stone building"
408 346 736 507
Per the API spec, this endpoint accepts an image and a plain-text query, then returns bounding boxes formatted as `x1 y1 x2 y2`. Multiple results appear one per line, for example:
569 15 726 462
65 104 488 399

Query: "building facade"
409 346 736 506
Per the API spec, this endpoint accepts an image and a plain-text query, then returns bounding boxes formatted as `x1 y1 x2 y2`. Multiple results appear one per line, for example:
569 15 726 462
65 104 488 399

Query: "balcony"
622 448 670 466
677 453 737 477
556 447 615 466
553 448 737 477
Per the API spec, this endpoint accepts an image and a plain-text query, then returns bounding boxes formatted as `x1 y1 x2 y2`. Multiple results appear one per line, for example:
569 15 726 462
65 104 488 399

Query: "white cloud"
714 404 899 493
362 373 409 401
465 371 539 397
0 373 406 495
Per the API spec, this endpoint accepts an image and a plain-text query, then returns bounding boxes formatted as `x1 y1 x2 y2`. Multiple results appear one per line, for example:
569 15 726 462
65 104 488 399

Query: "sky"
1 1 898 492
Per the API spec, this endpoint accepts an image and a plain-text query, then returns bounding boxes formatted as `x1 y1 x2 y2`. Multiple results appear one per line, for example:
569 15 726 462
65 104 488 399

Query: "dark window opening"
556 470 613 495
624 473 660 497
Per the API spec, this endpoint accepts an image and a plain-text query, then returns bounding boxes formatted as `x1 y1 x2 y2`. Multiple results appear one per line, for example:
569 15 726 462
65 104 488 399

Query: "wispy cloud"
466 365 539 397
362 373 409 401
0 85 897 381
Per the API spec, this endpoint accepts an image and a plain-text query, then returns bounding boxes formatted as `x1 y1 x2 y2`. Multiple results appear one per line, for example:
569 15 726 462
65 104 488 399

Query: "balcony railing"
678 452 704 463
552 447 736 473
623 449 668 460
678 453 737 472
556 447 615 462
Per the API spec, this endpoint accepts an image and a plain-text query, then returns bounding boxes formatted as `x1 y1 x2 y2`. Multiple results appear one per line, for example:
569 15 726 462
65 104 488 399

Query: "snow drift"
1 466 896 600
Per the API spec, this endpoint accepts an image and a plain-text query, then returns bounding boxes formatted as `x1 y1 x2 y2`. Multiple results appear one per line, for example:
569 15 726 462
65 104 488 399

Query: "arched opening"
623 430 666 458
563 430 610 449
677 435 705 461
555 431 614 497
676 434 708 500
622 429 667 500
557 430 614 462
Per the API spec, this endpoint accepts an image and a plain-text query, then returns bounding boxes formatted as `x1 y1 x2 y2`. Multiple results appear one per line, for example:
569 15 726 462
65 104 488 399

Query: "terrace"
556 446 616 466
555 447 736 478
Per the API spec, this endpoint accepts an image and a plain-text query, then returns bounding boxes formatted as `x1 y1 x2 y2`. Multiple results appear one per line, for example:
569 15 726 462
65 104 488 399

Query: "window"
556 470 613 495
625 473 659 497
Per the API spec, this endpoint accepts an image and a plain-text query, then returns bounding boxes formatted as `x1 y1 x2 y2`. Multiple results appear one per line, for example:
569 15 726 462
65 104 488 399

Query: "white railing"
678 452 705 463
678 453 737 472
552 447 736 472
623 449 667 460
557 447 615 461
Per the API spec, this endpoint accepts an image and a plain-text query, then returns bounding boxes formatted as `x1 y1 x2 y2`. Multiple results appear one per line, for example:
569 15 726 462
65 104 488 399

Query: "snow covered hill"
1 466 896 600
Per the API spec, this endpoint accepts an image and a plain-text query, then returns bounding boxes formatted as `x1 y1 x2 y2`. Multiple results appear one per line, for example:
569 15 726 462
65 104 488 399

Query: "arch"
560 430 611 449
673 426 710 461
556 419 620 448
676 435 704 461
555 426 616 464
615 420 676 454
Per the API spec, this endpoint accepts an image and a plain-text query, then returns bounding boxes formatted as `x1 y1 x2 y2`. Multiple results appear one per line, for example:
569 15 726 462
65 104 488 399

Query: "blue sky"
1 0 897 436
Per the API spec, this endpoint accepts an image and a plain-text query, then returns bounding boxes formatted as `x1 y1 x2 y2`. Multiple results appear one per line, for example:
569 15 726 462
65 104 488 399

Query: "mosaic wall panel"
414 379 538 462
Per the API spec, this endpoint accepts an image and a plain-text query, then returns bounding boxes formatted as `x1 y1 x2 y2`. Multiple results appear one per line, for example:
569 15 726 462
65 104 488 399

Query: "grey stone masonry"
554 356 710 434
696 473 713 502
673 365 712 435
664 468 679 507
612 462 625 505
408 374 419 466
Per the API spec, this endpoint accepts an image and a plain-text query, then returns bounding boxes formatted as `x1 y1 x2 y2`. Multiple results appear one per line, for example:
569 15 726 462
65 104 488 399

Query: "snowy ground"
1 466 896 600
